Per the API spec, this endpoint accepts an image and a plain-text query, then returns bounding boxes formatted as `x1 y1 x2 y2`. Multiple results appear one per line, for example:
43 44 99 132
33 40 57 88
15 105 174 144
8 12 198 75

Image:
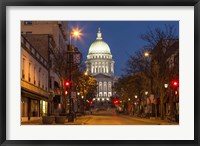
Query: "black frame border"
0 0 199 146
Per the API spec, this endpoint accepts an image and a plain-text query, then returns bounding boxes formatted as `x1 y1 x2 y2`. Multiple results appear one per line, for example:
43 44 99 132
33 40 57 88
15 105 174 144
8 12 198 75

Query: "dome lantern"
97 27 102 40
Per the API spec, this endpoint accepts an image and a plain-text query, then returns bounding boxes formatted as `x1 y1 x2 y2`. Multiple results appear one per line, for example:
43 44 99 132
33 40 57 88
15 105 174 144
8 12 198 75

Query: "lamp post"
83 71 88 113
144 51 156 117
144 52 153 95
67 29 82 122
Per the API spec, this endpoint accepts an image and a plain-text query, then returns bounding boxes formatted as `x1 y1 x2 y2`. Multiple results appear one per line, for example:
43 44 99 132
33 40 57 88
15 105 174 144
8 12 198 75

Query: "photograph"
1 0 199 145
21 20 179 125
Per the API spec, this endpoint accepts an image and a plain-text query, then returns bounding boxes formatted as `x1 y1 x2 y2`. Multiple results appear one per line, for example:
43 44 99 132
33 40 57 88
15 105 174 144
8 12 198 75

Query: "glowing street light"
84 71 88 76
164 83 169 89
72 31 80 36
145 91 148 95
144 52 150 57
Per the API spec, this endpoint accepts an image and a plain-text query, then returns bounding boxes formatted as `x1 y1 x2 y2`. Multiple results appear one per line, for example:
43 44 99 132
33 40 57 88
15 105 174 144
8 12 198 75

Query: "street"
82 108 177 125
22 108 177 125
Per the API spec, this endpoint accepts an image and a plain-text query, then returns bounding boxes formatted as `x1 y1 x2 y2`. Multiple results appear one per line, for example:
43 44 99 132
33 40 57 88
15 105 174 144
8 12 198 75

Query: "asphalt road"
83 109 176 125
21 108 177 125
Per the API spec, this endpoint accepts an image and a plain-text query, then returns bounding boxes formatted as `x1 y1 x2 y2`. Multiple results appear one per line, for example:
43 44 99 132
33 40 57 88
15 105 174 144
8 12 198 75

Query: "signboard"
73 53 82 64
71 92 76 99
150 94 154 103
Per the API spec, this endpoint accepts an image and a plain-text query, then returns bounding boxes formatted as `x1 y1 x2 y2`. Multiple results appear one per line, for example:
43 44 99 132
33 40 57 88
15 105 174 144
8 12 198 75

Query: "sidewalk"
120 115 178 125
21 115 92 125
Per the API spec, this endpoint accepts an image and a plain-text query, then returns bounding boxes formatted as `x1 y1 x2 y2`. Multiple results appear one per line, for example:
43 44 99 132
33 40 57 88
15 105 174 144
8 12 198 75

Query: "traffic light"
65 81 70 87
64 81 70 96
171 80 179 87
174 90 178 95
113 99 119 105
171 80 179 96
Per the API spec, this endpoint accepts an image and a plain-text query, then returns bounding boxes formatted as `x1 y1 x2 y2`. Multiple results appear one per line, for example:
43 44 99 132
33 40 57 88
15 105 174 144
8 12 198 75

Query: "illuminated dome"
88 28 111 54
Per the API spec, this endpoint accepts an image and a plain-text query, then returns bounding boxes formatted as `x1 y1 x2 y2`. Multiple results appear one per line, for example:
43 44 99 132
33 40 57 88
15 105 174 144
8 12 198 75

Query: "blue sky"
68 21 179 76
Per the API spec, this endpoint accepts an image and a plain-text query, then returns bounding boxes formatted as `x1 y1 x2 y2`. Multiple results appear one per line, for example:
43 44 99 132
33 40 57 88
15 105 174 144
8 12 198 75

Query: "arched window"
99 82 102 92
104 82 107 91
108 82 112 91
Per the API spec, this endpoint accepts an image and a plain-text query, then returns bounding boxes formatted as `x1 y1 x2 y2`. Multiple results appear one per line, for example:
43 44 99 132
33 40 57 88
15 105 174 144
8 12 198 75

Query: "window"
38 68 41 87
42 73 44 89
24 21 32 25
31 47 35 55
99 83 102 92
104 83 107 91
21 37 24 43
108 83 111 91
25 42 30 50
45 75 47 91
40 57 43 63
22 58 25 79
26 31 32 34
34 66 36 85
99 67 102 73
36 53 40 59
28 62 31 82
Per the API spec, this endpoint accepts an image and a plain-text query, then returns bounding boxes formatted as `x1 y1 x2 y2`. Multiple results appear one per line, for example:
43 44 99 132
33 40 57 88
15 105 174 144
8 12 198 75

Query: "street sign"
71 92 76 99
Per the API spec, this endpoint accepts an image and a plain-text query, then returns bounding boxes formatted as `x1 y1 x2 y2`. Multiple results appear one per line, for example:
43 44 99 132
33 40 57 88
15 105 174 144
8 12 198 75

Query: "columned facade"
85 28 115 107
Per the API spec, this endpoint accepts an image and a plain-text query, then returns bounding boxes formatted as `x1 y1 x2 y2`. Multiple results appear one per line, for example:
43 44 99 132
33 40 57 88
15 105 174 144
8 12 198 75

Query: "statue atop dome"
97 27 102 40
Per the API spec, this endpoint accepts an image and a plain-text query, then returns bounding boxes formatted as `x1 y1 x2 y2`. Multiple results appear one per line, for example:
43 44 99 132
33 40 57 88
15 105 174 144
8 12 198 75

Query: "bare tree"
140 24 178 119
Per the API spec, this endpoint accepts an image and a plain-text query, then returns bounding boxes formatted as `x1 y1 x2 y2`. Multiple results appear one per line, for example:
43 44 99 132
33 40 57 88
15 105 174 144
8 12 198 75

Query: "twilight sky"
68 21 179 76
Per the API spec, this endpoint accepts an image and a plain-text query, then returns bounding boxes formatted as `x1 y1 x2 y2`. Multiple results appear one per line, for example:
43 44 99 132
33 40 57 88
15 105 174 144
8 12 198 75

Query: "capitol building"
85 28 115 106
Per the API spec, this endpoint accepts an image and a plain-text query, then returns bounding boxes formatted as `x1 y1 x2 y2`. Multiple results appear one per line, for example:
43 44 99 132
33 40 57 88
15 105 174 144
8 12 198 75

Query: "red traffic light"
114 100 119 105
174 90 178 95
65 81 70 86
171 80 178 87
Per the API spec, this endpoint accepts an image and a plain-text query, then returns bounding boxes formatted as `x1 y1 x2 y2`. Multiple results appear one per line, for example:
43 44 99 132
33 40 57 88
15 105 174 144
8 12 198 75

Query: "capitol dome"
88 28 111 54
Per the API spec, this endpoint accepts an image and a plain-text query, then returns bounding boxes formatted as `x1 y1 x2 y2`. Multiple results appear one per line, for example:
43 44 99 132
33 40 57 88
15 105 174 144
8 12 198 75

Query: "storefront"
21 87 49 120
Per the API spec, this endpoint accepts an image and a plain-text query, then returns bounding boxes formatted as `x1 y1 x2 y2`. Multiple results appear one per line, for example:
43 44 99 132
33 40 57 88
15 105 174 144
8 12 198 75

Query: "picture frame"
0 0 199 145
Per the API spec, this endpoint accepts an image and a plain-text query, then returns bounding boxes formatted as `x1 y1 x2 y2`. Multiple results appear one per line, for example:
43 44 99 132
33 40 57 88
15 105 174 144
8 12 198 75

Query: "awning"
21 88 48 101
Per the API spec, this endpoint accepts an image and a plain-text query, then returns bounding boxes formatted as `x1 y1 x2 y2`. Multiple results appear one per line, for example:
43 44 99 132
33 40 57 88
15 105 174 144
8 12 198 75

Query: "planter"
42 116 55 124
55 116 66 124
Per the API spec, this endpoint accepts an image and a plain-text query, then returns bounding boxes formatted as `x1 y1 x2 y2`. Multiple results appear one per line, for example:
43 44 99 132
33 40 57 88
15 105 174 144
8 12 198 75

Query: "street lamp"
144 51 153 95
164 83 169 89
84 71 88 76
144 52 150 57
145 91 148 95
67 28 82 122
82 71 88 112
144 51 155 117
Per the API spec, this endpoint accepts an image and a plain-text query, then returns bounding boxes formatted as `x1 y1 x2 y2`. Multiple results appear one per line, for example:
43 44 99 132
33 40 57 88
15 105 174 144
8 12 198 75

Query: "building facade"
21 21 68 120
85 28 115 106
21 35 49 121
